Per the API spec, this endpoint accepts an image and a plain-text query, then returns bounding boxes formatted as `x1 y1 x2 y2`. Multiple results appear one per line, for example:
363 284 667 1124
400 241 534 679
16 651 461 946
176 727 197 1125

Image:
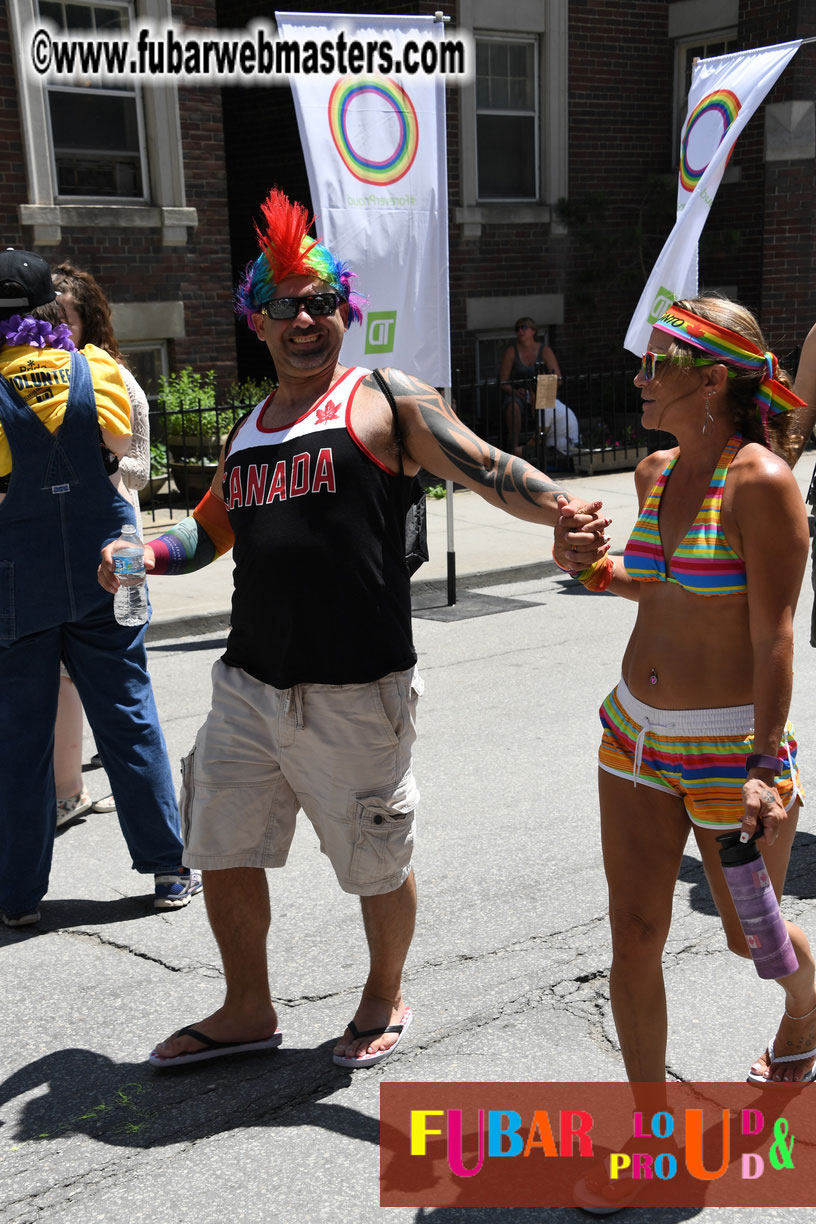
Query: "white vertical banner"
624 40 800 356
275 11 451 386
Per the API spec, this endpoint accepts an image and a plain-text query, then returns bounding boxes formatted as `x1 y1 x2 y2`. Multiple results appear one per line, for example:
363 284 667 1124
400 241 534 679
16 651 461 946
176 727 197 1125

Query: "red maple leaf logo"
315 400 341 424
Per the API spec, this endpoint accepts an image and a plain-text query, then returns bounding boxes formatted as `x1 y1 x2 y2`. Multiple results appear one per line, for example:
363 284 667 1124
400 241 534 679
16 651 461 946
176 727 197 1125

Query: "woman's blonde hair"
670 295 801 462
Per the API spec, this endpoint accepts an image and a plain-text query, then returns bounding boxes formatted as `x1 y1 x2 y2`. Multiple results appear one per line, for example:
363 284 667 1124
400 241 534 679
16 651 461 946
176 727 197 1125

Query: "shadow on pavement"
0 1043 376 1152
0 895 181 942
147 635 228 654
680 830 816 919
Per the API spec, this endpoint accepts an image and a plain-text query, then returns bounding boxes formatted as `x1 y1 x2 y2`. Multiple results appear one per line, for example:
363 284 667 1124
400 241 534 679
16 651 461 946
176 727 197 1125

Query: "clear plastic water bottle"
111 523 148 626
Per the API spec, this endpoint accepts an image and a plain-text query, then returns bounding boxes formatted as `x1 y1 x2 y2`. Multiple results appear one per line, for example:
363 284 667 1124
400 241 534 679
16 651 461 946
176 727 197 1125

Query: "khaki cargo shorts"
180 659 422 895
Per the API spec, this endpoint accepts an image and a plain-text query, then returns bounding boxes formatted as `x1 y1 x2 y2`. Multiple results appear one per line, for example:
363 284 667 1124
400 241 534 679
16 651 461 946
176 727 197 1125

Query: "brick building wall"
0 2 237 391
217 0 815 384
169 2 236 382
697 0 796 350
562 0 815 371
558 0 674 372
757 0 816 355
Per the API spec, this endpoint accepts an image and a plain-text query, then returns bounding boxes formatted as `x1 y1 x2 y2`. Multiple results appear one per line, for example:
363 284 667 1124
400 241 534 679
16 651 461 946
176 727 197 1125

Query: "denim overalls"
0 350 183 916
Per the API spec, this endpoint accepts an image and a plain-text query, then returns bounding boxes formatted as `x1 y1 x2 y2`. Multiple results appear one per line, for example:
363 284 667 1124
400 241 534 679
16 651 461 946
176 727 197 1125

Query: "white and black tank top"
221 365 416 688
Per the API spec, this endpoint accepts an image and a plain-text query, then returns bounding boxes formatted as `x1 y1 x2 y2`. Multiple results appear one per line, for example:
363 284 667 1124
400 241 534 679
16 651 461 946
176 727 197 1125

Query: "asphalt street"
2 468 816 1223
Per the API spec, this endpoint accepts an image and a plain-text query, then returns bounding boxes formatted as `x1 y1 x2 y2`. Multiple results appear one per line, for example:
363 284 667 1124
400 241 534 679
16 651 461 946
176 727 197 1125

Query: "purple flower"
0 313 76 351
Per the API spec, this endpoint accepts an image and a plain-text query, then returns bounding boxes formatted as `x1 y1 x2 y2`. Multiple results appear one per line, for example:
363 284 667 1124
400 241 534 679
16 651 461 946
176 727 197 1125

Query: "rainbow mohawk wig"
235 187 363 326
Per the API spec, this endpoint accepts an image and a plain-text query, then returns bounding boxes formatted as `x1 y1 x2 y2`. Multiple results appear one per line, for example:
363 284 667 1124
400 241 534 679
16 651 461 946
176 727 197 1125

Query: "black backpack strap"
371 367 404 477
222 407 253 458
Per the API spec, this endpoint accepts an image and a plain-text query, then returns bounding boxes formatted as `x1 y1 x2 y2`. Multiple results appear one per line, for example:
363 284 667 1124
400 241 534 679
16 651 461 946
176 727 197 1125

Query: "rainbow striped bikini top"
623 434 747 596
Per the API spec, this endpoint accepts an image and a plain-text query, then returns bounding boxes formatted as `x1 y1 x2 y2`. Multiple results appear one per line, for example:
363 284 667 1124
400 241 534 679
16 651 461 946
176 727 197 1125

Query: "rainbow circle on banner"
679 89 741 193
328 77 419 185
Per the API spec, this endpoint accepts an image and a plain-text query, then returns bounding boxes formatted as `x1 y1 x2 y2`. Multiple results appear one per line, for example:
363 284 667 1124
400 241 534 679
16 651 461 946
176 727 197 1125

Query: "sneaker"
56 787 93 829
2 909 41 928
154 869 203 910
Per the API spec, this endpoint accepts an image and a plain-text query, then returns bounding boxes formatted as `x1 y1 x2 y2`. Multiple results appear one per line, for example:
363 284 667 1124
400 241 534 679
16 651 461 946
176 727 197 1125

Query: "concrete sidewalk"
142 458 815 639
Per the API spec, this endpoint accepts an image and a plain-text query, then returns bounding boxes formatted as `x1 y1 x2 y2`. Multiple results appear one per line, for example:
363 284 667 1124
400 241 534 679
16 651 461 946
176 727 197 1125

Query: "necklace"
0 314 76 352
649 667 658 686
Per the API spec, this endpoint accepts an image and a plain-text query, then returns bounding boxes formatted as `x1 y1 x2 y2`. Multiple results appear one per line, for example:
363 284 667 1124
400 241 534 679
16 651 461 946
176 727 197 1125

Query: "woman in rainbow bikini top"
553 295 816 1090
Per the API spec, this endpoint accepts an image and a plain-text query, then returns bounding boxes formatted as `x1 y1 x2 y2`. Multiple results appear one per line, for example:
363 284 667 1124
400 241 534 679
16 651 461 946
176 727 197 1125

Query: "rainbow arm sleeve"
149 491 235 575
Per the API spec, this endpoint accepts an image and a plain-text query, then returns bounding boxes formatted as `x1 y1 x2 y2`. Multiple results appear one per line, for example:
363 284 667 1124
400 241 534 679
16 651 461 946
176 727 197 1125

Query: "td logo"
365 310 397 354
647 286 675 324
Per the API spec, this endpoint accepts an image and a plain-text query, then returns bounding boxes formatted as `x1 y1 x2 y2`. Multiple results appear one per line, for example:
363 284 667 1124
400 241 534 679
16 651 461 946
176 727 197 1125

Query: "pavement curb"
410 558 560 595
146 610 232 643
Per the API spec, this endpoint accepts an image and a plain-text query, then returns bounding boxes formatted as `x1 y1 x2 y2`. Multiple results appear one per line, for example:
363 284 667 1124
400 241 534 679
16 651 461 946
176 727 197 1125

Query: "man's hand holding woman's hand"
554 494 611 571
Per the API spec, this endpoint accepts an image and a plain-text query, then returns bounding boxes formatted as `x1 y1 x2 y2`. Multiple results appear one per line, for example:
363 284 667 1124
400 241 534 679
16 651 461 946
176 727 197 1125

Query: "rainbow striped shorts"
599 678 803 829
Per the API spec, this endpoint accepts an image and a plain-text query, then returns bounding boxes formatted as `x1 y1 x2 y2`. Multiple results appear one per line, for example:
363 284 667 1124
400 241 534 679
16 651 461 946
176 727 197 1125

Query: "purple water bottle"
717 830 798 979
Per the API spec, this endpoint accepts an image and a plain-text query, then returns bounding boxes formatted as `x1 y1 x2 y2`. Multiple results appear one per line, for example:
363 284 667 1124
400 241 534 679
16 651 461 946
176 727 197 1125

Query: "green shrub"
149 441 168 477
159 368 246 437
225 377 275 405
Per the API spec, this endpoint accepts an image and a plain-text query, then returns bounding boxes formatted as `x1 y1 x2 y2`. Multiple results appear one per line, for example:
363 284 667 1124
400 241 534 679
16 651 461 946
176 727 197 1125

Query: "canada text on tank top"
223 379 349 508
220 365 416 689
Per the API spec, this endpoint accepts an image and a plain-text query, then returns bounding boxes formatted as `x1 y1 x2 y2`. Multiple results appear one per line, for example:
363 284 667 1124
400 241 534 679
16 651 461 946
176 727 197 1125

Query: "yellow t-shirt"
0 342 131 477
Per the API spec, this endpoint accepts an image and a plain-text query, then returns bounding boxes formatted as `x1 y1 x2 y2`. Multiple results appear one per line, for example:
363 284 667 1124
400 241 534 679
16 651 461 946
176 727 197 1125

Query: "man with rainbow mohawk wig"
235 188 365 328
101 187 607 1071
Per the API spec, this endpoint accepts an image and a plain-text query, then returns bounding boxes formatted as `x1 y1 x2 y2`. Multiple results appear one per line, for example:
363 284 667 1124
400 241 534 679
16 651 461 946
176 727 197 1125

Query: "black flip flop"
149 1025 282 1068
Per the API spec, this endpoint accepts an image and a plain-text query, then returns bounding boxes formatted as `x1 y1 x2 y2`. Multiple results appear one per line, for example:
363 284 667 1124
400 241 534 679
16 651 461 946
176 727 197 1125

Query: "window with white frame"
38 0 148 200
455 2 567 230
120 342 168 405
475 35 538 200
476 334 511 382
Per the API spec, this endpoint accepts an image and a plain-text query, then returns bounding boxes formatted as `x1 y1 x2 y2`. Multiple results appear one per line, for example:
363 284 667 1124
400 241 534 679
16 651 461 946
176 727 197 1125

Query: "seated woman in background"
52 263 151 826
498 317 561 457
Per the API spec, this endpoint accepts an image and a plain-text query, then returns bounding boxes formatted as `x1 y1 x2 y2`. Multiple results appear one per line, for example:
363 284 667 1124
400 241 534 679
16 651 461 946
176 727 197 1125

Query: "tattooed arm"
371 367 604 529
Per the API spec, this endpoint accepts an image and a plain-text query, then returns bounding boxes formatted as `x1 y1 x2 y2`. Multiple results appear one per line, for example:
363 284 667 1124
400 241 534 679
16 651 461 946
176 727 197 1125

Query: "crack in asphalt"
1 1148 156 1220
57 927 218 975
397 913 611 978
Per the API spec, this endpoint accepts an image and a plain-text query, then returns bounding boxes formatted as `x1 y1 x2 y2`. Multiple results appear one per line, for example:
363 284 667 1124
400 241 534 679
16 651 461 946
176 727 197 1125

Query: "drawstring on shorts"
632 716 674 787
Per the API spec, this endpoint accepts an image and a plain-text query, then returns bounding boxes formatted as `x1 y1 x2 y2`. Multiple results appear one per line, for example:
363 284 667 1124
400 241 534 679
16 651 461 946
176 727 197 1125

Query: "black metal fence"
452 364 673 476
142 357 750 517
137 341 807 519
140 400 252 521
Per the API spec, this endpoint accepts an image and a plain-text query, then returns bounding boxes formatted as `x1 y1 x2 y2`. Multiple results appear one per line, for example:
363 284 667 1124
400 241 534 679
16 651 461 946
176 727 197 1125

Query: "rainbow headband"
235 187 364 326
654 306 805 417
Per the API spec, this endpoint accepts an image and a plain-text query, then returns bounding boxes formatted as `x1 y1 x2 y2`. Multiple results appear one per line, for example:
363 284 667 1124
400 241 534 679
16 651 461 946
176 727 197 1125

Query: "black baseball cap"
0 248 56 311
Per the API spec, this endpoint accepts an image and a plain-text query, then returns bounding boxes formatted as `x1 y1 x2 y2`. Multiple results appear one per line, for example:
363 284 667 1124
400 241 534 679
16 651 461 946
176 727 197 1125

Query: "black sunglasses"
259 292 340 320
